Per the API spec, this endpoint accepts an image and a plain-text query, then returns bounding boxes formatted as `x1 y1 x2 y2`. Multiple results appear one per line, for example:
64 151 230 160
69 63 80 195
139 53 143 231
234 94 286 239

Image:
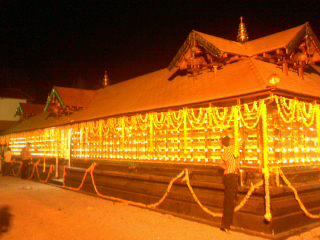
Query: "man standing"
3 146 12 176
0 144 5 173
220 135 240 232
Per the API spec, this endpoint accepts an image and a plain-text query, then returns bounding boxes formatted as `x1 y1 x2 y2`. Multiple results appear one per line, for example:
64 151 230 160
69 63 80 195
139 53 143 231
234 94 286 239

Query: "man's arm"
220 150 227 169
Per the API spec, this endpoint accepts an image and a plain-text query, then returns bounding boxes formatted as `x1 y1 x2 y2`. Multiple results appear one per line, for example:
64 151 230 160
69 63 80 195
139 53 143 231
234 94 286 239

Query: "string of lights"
1 95 320 169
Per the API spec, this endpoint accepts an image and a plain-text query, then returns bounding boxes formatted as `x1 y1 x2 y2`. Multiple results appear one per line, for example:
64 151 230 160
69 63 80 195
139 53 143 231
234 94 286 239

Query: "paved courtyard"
0 176 319 240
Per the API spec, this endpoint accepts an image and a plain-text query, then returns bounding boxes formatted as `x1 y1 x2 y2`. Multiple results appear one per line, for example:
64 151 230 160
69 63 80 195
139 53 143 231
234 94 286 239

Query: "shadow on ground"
0 205 12 237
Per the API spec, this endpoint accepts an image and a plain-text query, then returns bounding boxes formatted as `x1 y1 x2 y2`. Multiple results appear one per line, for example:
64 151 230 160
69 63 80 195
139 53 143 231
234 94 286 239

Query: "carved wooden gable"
168 31 245 80
254 23 320 79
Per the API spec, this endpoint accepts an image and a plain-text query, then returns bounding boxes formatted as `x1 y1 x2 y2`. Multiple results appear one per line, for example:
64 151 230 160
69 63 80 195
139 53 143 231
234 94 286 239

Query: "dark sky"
0 0 319 102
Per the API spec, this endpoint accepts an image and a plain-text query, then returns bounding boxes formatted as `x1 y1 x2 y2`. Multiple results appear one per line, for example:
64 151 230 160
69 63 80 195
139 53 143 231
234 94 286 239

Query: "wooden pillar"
261 101 272 221
43 157 46 173
298 66 304 80
282 61 288 76
55 156 59 178
68 130 72 168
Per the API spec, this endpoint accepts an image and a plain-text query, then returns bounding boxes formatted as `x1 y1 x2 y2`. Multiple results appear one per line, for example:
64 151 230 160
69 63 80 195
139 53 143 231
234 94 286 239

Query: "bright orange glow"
1 96 320 168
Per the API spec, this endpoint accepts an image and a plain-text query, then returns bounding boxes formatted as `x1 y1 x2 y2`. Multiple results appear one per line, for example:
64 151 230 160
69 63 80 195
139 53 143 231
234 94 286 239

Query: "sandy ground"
0 177 319 240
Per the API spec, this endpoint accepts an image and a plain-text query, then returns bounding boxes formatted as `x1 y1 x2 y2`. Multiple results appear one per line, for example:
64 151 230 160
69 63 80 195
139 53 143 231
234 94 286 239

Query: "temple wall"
3 96 320 170
4 103 263 168
267 103 319 168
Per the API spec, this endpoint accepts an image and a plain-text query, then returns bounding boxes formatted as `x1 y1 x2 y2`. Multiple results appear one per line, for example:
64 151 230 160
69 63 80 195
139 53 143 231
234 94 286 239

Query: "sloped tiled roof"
194 31 247 55
246 24 306 55
0 121 17 132
3 23 320 134
19 103 44 115
52 86 96 108
3 59 266 133
253 59 320 97
73 59 266 122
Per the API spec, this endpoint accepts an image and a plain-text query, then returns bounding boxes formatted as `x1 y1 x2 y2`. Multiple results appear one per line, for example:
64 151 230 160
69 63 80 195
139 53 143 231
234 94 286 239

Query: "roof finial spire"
102 70 110 88
237 16 249 43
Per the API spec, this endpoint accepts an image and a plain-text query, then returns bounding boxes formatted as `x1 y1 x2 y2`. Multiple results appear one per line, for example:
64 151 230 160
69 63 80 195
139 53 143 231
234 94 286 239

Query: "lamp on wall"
268 73 281 86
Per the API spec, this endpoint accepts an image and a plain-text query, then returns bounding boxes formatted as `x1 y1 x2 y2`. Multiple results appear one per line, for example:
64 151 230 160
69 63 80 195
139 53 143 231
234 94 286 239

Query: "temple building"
2 20 320 238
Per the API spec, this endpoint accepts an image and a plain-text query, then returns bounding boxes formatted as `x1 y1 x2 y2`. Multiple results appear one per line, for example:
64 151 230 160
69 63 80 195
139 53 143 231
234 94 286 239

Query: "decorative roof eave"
15 104 23 117
269 88 320 103
44 87 66 112
305 22 320 55
286 23 308 55
250 23 320 58
195 32 224 57
168 31 224 70
250 47 287 57
285 22 320 56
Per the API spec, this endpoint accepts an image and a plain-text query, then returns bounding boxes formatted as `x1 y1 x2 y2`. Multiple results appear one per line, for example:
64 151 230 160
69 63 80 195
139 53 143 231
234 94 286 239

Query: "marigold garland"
244 101 258 113
233 106 240 157
261 101 272 222
62 164 263 219
279 168 320 219
316 106 320 153
275 96 297 124
239 101 262 129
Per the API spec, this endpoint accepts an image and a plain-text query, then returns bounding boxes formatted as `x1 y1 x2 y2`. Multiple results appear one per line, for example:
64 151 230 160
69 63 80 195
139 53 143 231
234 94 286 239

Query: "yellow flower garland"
233 106 240 158
261 101 272 221
239 101 262 129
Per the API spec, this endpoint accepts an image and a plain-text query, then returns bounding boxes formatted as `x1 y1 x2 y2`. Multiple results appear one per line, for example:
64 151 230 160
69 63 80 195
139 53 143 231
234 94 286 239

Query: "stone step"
50 178 64 186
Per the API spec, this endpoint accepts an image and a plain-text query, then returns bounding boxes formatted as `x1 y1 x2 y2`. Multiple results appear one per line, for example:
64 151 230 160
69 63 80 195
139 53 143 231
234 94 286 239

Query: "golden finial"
237 16 249 43
103 70 110 88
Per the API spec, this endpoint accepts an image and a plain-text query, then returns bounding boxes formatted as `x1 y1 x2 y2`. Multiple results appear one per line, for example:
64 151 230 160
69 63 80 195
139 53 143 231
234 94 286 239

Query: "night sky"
0 0 319 102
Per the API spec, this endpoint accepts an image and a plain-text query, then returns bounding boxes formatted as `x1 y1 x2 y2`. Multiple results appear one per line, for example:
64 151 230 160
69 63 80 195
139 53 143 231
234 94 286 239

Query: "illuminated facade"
2 96 320 168
1 21 320 235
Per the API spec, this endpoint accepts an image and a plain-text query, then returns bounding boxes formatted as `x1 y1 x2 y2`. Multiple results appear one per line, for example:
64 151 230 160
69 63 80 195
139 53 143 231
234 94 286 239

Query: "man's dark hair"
221 136 231 147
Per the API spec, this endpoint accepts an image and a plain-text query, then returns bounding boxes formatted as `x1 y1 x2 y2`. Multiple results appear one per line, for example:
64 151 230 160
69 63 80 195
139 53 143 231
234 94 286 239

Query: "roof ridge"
21 102 43 105
53 86 96 92
247 58 266 87
103 68 168 88
193 30 241 45
246 23 307 44
193 23 306 45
